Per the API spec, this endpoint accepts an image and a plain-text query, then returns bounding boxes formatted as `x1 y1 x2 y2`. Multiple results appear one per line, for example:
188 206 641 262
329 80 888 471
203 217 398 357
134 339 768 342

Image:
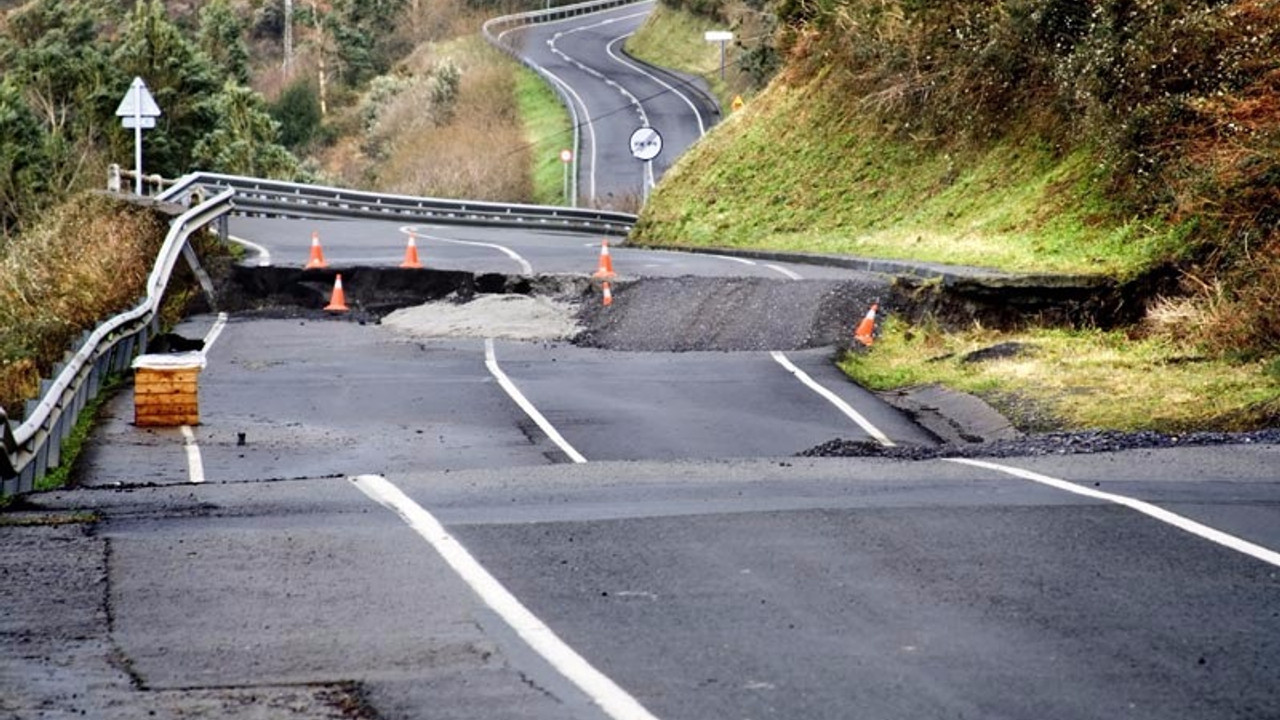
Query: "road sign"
115 77 162 195
115 77 161 119
731 95 745 112
705 30 734 80
629 127 662 161
560 148 573 163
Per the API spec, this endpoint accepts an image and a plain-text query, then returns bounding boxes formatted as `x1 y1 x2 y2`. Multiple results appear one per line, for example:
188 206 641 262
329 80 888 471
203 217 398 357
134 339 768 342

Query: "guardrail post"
48 411 63 470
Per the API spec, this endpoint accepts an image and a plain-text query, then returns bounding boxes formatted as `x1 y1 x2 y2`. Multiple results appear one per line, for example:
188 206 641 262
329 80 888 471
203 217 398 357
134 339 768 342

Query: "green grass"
634 76 1191 278
624 4 732 106
841 319 1280 432
624 16 1276 432
515 66 574 205
35 374 124 492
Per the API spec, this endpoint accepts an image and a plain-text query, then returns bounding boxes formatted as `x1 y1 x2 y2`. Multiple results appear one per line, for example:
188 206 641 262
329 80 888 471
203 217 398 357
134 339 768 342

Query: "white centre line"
485 338 587 464
350 473 661 720
948 458 1280 568
180 425 205 484
771 351 896 447
178 312 229 485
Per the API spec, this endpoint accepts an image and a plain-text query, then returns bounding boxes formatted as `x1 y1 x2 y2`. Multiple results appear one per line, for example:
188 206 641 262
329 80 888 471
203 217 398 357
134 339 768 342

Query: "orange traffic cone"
305 231 328 269
324 274 349 313
400 234 424 269
602 281 613 307
854 303 878 347
593 239 616 279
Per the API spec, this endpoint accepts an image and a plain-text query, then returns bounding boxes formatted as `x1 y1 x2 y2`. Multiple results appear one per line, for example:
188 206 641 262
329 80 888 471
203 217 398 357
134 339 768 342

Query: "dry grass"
842 318 1280 432
0 194 168 416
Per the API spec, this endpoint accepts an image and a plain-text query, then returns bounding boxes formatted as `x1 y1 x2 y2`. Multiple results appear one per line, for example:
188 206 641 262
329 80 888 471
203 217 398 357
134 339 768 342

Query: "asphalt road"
228 215 859 280
4 3 1279 718
494 0 718 206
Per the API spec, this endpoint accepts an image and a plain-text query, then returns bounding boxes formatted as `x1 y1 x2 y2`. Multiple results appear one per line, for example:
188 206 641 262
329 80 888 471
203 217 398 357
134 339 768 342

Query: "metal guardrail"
0 189 235 496
157 172 637 235
2 0 648 497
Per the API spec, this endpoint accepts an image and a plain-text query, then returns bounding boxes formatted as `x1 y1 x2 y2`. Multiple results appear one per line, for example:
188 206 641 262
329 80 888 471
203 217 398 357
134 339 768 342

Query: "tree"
199 0 251 85
0 0 115 216
192 81 300 178
0 80 49 238
110 0 222 177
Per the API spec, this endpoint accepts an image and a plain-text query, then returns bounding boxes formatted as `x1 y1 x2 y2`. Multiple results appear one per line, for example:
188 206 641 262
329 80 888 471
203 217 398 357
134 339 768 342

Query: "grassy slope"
634 68 1192 278
515 66 575 205
626 5 1278 431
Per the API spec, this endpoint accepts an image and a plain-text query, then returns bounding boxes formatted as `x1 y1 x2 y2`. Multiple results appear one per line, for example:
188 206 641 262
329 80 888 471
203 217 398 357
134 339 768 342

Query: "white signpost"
115 77 162 195
704 30 733 80
559 148 574 206
629 127 663 201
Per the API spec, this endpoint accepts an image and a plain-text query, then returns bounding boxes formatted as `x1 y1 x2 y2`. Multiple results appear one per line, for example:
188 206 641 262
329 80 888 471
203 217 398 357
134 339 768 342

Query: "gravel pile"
575 277 883 351
801 428 1280 460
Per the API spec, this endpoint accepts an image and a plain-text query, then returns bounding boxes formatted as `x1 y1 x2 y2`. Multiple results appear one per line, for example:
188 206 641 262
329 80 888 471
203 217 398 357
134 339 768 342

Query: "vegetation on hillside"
628 0 1279 429
0 194 170 415
637 0 1279 357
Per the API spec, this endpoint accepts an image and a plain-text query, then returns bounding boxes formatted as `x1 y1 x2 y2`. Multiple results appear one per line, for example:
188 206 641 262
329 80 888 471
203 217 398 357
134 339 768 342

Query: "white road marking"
704 254 757 266
400 226 534 275
948 458 1280 568
604 29 709 138
349 474 661 720
498 22 600 203
485 338 588 463
180 425 205 484
771 352 896 447
228 234 271 266
764 263 804 280
177 312 229 486
202 312 229 352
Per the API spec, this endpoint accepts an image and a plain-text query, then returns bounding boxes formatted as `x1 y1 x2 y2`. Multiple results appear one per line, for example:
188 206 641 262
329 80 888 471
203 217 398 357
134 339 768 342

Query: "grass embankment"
0 195 169 416
635 76 1190 278
627 2 1280 432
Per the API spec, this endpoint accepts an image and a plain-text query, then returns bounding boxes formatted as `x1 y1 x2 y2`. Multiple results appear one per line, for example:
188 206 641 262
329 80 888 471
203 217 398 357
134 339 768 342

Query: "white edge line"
505 23 599 203
605 29 708 137
947 458 1280 569
228 234 271 267
349 474 659 720
401 226 534 276
764 263 803 281
771 351 896 447
485 338 588 463
704 253 757 266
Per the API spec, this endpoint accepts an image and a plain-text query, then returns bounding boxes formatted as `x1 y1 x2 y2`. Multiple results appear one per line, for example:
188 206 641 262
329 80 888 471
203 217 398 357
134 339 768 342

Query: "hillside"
627 0 1280 429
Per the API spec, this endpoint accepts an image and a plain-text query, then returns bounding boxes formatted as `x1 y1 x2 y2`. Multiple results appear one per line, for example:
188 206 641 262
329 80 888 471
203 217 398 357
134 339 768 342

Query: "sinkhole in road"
216 266 887 352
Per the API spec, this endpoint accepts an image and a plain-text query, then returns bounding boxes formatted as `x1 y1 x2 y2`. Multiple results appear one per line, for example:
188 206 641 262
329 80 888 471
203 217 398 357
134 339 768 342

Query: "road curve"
497 0 718 207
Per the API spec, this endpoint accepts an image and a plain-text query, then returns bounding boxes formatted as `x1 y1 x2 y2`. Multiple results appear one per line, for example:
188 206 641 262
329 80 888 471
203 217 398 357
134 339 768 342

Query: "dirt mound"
383 294 584 341
575 277 884 351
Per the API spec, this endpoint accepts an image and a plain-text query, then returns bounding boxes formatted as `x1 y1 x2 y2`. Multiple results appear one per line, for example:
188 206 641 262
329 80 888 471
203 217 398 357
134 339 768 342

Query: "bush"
0 194 168 416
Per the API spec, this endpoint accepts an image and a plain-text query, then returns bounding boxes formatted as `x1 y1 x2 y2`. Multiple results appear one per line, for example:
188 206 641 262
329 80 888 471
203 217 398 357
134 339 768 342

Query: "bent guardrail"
0 189 235 497
157 172 637 235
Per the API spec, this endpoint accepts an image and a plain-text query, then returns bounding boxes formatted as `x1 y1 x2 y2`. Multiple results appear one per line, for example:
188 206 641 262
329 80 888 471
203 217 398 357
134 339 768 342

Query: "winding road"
3 3 1278 719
